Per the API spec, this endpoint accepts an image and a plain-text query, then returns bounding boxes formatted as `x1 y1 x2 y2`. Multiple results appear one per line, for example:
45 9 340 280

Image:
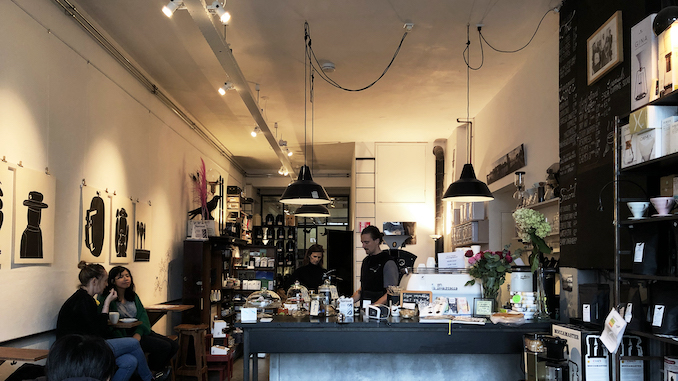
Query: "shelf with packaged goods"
625 329 678 347
620 273 678 282
522 197 560 210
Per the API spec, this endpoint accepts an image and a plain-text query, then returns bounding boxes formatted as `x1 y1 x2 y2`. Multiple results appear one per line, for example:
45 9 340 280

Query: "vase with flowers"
512 208 552 319
464 246 514 310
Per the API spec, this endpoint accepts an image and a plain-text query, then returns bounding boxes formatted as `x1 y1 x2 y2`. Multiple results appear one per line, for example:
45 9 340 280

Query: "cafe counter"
236 314 552 381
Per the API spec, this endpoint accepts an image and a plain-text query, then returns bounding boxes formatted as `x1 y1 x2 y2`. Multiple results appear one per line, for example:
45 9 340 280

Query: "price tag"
310 300 320 316
653 305 665 327
330 288 339 300
624 303 633 323
634 243 645 263
583 304 591 322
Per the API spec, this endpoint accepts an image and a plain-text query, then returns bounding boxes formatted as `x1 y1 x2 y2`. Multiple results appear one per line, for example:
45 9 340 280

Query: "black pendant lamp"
294 204 330 217
281 39 330 206
280 165 330 205
443 24 493 203
654 0 678 35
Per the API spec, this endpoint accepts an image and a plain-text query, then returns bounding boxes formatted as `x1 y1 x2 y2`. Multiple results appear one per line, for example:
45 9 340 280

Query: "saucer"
652 214 673 217
119 318 137 323
629 216 647 220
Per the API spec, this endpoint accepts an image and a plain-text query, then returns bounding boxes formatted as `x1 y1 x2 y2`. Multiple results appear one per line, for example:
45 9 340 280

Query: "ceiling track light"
218 81 234 95
251 125 261 137
278 165 289 176
162 0 184 18
207 0 231 25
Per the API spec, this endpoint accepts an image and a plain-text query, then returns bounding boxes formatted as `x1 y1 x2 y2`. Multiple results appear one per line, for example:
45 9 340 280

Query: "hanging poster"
80 186 110 263
110 196 134 264
13 166 56 264
134 201 151 262
0 165 14 269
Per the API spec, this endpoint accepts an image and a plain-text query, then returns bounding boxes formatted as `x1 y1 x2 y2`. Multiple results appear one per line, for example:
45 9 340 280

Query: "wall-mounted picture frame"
587 11 623 85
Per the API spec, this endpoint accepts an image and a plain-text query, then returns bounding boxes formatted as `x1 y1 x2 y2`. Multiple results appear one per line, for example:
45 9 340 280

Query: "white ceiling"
68 0 560 176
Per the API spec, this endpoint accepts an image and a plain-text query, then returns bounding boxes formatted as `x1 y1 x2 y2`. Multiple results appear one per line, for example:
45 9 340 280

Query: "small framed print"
473 298 495 318
587 11 623 85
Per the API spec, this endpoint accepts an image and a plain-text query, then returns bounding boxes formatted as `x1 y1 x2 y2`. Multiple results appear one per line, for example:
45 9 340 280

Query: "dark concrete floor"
207 354 269 381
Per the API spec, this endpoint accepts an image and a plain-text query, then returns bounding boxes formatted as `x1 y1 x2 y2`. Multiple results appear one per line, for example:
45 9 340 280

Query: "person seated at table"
56 261 167 381
46 334 116 381
285 244 326 292
99 266 178 374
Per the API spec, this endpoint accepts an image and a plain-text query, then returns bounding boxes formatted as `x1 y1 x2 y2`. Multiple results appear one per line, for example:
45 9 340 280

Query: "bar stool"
174 324 208 381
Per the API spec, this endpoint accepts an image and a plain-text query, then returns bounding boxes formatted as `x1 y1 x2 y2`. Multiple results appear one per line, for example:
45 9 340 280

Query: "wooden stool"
174 324 208 381
204 334 233 381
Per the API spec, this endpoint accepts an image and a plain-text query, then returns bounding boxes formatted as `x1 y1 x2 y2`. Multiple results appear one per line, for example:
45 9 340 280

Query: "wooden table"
0 347 49 366
109 320 142 329
145 304 194 327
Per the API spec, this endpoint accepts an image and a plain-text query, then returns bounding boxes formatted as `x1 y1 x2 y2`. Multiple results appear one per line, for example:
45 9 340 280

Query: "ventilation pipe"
433 143 446 254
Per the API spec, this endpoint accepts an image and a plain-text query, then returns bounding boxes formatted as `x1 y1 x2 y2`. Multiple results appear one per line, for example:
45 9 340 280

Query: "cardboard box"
658 22 678 96
621 124 638 168
620 336 644 381
631 14 658 109
636 128 662 162
552 324 610 381
663 116 678 156
630 105 677 134
661 175 678 197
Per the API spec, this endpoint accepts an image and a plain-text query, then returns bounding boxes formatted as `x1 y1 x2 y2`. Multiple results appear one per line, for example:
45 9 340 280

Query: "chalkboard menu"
558 1 653 269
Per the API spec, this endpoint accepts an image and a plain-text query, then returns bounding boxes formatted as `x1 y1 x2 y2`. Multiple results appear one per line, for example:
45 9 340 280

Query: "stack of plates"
510 291 537 320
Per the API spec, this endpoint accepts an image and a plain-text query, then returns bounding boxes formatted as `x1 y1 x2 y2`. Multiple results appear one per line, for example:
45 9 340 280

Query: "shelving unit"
452 201 489 248
613 109 678 380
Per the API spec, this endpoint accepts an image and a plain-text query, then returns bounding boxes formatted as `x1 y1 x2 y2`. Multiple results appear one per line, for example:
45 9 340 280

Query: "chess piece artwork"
84 195 105 257
115 208 129 257
20 191 48 258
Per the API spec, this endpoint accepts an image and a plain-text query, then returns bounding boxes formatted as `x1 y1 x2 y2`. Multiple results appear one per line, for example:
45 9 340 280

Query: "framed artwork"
487 144 526 185
13 166 56 264
110 196 134 264
134 201 151 262
587 11 623 85
80 186 110 263
0 165 14 269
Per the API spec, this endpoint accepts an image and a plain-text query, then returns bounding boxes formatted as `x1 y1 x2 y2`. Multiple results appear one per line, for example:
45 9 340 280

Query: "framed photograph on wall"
587 11 623 85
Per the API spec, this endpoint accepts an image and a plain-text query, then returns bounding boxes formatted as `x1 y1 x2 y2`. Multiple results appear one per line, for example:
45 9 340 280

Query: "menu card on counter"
437 251 467 268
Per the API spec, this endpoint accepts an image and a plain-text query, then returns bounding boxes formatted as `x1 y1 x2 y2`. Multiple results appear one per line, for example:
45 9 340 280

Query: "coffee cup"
109 311 120 324
650 197 675 215
627 202 650 218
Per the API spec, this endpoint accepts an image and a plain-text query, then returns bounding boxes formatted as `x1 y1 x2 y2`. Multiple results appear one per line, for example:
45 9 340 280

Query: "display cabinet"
612 92 678 380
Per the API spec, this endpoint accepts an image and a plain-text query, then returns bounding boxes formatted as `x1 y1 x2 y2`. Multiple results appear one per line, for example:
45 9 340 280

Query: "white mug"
109 311 120 324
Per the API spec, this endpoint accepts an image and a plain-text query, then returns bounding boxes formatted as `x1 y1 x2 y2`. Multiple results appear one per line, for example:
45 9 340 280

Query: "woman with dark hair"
46 334 116 381
352 225 398 305
286 244 326 291
99 266 177 374
56 261 164 381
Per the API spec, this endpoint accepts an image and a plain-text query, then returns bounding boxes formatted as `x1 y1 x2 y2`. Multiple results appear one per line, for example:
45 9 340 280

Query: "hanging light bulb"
162 0 182 17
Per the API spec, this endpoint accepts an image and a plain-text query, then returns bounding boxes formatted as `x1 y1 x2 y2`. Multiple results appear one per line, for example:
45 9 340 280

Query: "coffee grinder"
523 333 547 381
539 335 569 381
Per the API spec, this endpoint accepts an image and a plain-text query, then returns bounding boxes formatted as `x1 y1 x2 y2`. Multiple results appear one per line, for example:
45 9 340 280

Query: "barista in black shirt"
352 226 398 305
287 244 326 292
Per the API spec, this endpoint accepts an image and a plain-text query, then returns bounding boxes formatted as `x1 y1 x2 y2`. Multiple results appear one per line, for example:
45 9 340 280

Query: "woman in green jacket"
99 266 178 373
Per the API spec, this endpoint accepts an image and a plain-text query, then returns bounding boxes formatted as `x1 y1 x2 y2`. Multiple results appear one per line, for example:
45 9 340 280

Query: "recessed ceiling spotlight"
251 125 261 137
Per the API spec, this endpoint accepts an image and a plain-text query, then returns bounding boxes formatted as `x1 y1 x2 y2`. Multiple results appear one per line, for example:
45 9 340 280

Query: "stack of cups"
510 292 537 319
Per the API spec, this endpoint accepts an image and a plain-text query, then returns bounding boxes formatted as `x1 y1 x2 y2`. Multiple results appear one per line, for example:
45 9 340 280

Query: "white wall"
0 0 242 343
469 20 560 251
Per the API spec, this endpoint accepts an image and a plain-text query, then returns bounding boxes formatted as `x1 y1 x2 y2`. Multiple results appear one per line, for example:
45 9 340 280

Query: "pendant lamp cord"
304 30 309 167
466 24 472 165
311 66 315 173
